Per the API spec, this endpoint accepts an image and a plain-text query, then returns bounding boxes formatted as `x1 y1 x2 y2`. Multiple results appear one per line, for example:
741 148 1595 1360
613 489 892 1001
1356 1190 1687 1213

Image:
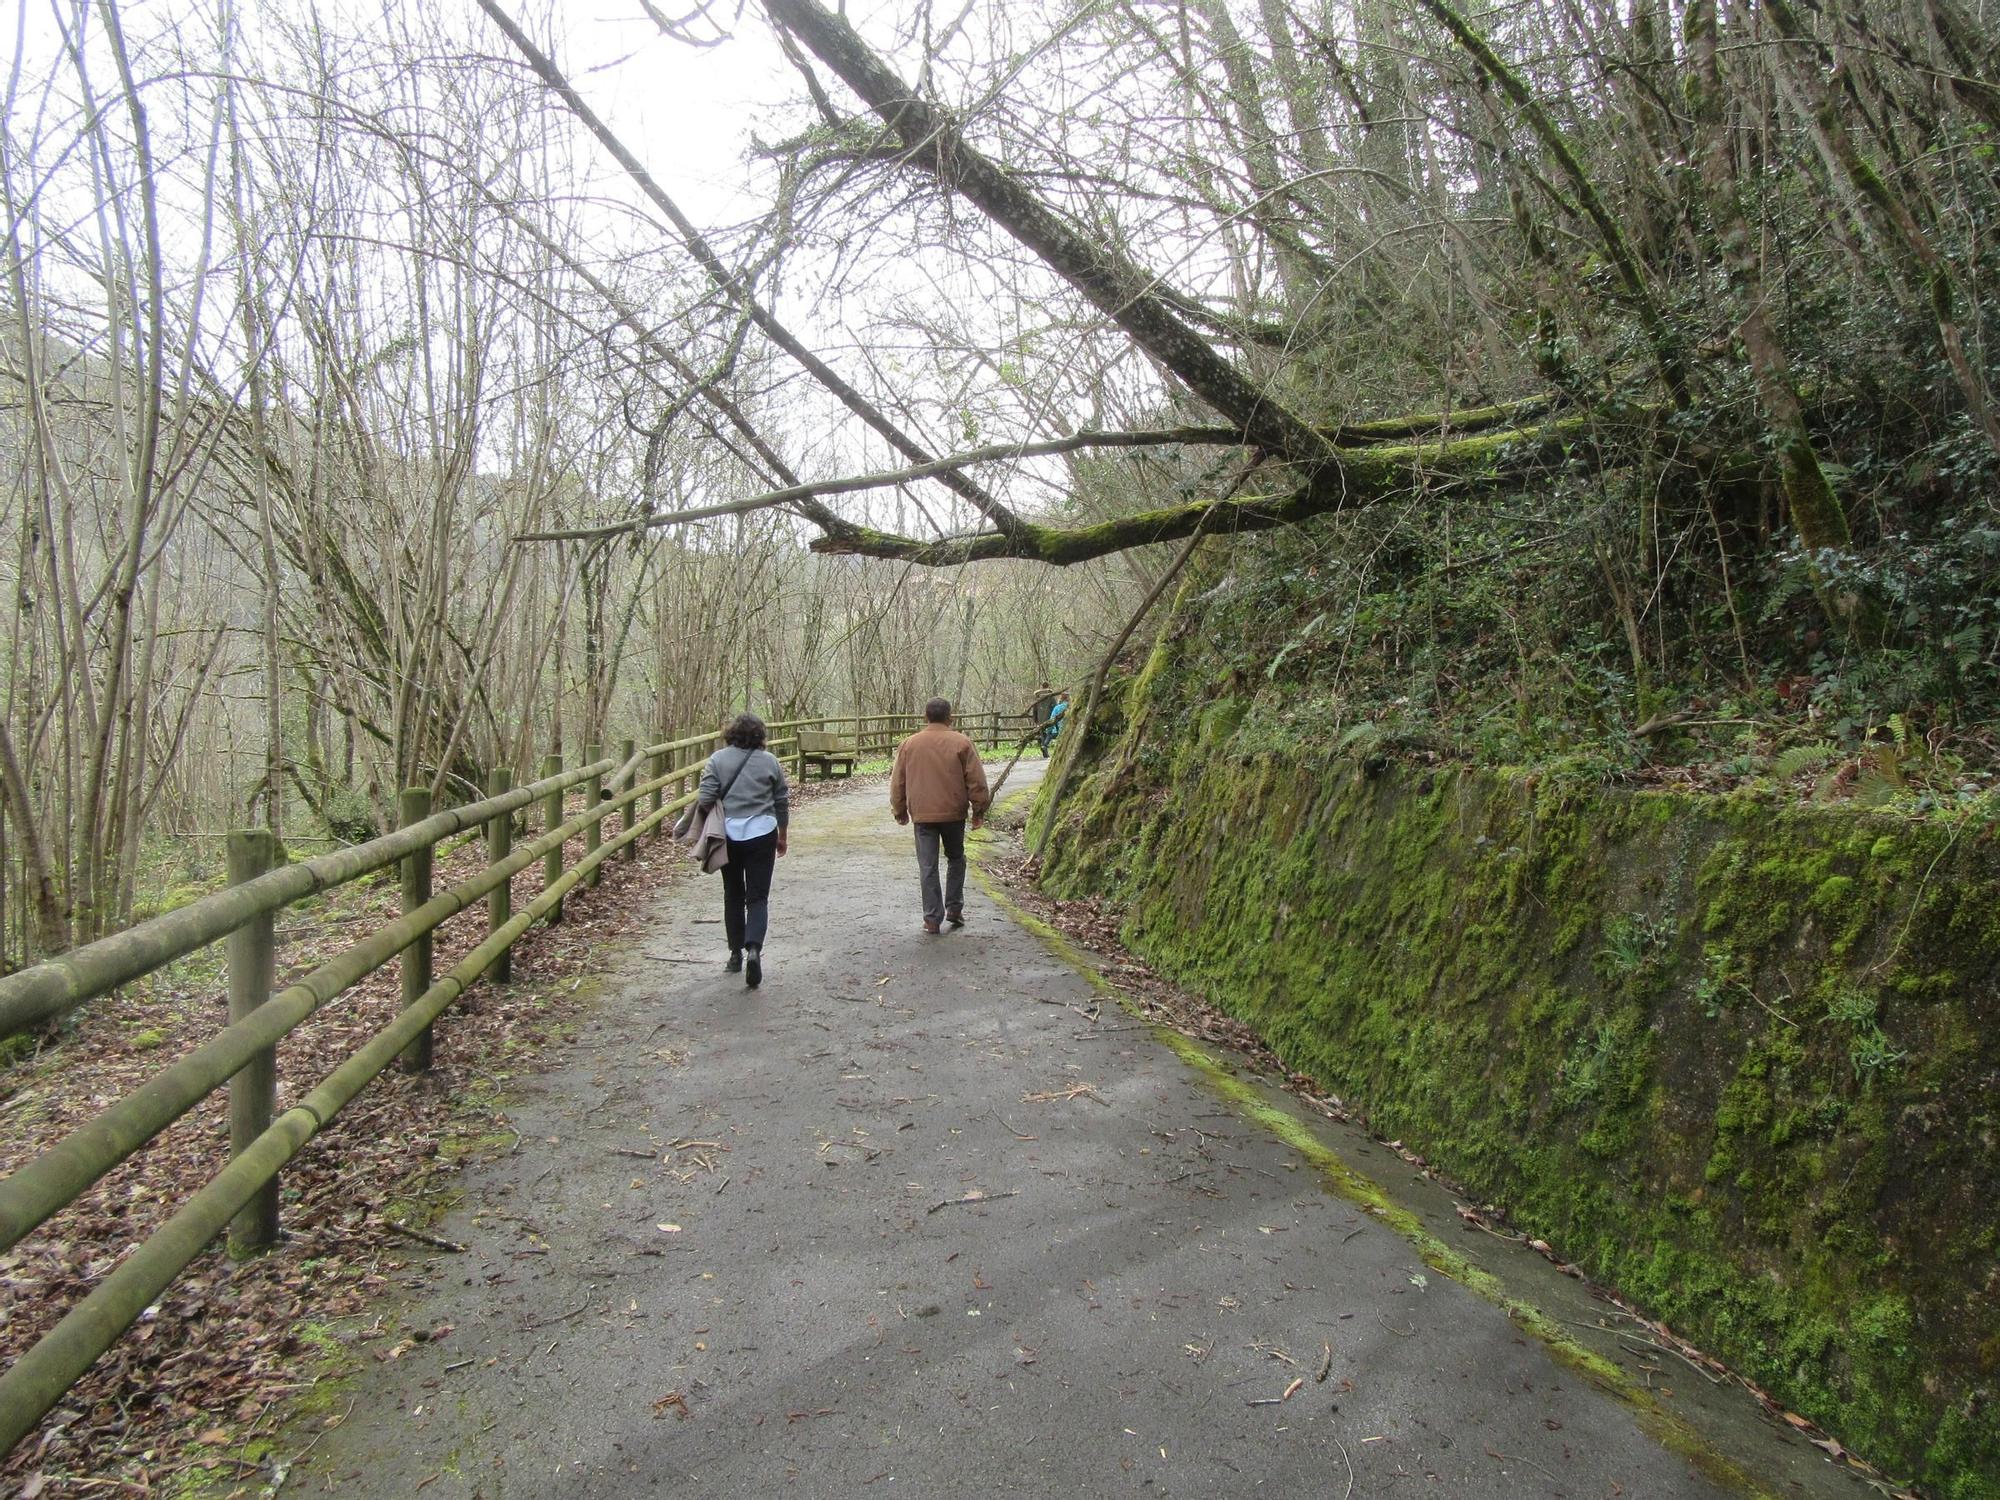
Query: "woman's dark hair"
723 712 767 750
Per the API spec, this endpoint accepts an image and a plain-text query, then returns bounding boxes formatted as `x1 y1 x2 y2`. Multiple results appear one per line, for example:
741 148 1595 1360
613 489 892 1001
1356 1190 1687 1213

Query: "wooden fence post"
487 768 513 983
583 743 603 888
649 743 667 833
399 788 433 1073
621 737 639 861
540 752 564 927
225 829 279 1257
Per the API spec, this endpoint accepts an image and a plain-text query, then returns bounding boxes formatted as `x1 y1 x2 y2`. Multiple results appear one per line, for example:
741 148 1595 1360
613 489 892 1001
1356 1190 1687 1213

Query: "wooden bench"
798 728 858 779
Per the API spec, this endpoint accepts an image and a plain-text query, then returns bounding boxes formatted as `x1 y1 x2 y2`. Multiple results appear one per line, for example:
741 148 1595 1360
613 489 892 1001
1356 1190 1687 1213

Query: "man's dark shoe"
745 946 763 988
724 950 743 974
946 907 964 928
922 918 942 935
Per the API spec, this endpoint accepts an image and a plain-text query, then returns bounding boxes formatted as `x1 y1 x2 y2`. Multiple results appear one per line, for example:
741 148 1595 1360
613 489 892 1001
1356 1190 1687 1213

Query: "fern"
1855 769 1903 808
1265 611 1327 680
1337 721 1383 754
1759 565 1816 623
1773 742 1838 779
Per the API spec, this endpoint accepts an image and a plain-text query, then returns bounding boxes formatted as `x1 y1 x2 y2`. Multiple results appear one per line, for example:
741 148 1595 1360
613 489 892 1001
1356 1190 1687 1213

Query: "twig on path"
382 1219 466 1253
443 1358 475 1372
1226 1161 1283 1182
1070 1024 1154 1038
1377 1313 1415 1337
1032 996 1099 1021
609 1146 657 1159
1317 1341 1334 1383
643 953 708 963
927 1189 1018 1214
653 1390 692 1420
1617 1331 1730 1384
278 1397 353 1486
525 1293 595 1329
1483 1445 1562 1484
1022 1083 1107 1106
987 1108 1037 1140
1336 1437 1355 1500
1247 1378 1304 1406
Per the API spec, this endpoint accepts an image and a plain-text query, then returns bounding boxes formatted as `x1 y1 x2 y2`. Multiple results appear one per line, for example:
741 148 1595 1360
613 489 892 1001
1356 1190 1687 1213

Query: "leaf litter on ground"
0 776 825 1494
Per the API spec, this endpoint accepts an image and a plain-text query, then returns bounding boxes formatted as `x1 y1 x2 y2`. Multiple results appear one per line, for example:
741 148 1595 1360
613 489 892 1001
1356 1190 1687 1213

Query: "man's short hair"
925 697 952 723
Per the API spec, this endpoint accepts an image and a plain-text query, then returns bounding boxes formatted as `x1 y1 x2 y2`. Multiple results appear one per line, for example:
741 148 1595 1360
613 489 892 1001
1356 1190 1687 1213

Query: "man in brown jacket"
890 698 991 934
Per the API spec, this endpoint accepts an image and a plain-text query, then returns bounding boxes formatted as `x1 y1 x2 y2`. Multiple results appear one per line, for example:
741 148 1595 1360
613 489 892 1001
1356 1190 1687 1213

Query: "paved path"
304 766 1846 1499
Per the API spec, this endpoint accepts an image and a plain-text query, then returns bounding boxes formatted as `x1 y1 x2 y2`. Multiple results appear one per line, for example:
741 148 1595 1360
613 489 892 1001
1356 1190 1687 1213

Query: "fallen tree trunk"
808 410 1616 566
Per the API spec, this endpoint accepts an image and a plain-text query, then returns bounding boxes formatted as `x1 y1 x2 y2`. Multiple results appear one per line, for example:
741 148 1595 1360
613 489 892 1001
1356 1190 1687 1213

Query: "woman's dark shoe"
946 907 965 928
724 950 743 974
745 946 763 988
922 918 941 935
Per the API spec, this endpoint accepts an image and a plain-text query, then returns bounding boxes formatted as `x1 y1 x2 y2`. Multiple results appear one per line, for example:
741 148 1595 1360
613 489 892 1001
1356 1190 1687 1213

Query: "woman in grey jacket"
696 713 790 987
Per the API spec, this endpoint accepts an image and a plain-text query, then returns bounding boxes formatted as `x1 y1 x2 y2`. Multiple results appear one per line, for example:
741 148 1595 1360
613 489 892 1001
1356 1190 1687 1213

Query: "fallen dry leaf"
0 801 718 1493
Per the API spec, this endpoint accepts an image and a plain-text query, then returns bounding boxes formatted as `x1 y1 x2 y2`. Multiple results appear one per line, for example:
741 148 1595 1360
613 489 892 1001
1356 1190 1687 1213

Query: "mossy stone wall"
1036 711 1999 1497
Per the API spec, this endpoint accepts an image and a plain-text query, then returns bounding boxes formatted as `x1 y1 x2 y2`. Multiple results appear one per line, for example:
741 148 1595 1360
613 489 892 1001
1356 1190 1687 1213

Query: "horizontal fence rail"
0 707 1032 1461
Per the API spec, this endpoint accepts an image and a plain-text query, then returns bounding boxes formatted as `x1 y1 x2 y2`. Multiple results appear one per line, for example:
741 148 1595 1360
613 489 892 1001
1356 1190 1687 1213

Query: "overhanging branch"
506 397 1560 547
806 411 1612 566
479 0 1030 541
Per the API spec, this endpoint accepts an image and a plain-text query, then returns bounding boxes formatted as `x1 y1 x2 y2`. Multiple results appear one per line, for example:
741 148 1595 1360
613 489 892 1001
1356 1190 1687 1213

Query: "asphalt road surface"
302 762 1863 1499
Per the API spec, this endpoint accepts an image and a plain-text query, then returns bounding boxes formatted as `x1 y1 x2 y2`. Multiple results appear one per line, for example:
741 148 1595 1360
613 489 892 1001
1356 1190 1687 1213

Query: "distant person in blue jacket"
1040 693 1069 756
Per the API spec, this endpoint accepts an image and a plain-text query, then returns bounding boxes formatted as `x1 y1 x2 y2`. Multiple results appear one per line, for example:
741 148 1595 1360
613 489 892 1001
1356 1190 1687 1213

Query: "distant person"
695 713 790 987
890 698 991 934
1026 682 1057 756
1040 692 1069 756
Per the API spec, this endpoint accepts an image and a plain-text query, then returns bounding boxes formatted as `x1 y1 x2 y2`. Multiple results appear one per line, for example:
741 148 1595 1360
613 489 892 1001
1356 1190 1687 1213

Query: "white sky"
556 1 798 225
2 0 1180 535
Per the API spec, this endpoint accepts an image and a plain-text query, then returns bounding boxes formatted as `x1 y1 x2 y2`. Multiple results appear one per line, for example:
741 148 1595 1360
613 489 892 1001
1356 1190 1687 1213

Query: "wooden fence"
0 708 1030 1459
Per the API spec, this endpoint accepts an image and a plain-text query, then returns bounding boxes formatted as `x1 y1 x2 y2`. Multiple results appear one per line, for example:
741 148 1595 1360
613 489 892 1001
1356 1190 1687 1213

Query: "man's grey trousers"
914 819 967 924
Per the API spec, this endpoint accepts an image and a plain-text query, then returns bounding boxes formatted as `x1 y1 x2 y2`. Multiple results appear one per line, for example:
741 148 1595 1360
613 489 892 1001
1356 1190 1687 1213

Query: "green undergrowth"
1029 606 2000 1498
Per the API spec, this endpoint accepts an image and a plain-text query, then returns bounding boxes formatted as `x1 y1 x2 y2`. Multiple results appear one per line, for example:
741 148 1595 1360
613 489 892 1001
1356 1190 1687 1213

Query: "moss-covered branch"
761 0 1337 469
512 396 1564 547
808 412 1608 566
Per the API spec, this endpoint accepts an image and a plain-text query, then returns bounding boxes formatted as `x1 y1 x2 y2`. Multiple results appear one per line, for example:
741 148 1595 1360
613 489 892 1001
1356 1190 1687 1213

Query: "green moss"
981 847 1777 1498
0 1032 38 1068
128 1028 167 1051
438 1128 520 1161
1031 640 2000 1497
